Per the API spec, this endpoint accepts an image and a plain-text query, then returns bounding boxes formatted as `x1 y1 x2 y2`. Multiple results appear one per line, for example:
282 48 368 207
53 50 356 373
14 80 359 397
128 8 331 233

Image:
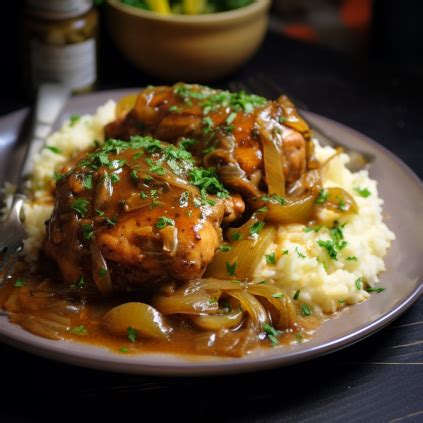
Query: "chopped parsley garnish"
337 197 347 211
14 279 25 288
293 289 300 300
71 325 88 336
315 189 329 204
127 327 137 343
317 222 347 260
261 194 286 205
71 198 89 217
354 187 371 198
346 256 358 262
45 145 61 154
82 223 94 240
256 206 268 213
188 167 229 200
130 169 139 182
249 221 265 236
132 151 144 160
295 332 304 343
301 304 312 317
77 276 85 288
304 225 323 233
219 245 232 252
179 138 198 150
226 261 237 277
272 292 284 299
111 173 120 183
366 286 385 293
98 268 108 278
355 277 362 290
263 323 282 346
155 216 175 229
168 105 181 112
202 116 214 134
265 253 276 265
226 111 237 124
279 116 288 123
231 231 242 241
69 114 81 126
282 249 289 255
140 191 148 199
119 347 129 353
295 247 306 258
82 174 93 190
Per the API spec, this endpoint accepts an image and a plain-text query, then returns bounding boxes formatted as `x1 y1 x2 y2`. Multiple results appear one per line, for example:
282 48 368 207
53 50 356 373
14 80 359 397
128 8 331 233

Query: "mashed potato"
22 101 395 316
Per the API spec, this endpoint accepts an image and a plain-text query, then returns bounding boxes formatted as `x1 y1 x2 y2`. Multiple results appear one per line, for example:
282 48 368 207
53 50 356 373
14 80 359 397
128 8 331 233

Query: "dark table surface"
0 24 422 423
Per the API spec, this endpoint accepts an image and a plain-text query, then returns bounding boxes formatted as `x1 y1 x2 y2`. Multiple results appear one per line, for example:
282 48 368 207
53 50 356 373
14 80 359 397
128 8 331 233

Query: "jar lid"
26 0 93 20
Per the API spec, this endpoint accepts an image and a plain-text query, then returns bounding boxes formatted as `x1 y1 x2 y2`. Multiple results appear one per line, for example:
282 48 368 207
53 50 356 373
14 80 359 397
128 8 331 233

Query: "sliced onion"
182 278 245 295
319 187 358 215
206 226 275 280
217 164 261 197
90 242 113 294
124 193 152 212
116 93 138 118
102 302 170 340
265 194 316 224
277 95 311 137
248 283 297 329
160 226 178 256
191 309 244 331
94 172 113 209
153 291 220 316
257 110 285 196
16 315 69 340
227 290 269 327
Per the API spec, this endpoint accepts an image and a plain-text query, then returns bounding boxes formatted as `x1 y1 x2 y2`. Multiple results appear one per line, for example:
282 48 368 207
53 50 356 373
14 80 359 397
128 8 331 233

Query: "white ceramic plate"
0 89 421 376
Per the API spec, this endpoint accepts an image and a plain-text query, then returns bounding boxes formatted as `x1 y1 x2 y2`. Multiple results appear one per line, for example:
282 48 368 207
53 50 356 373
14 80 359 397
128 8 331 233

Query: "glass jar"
23 0 98 94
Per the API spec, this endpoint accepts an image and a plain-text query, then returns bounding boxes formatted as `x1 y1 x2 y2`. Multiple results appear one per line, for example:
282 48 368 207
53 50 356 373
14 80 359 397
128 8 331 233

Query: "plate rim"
0 89 422 376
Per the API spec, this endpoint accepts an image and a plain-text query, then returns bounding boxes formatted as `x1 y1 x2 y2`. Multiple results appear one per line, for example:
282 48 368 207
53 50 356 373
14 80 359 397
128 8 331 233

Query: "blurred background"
0 0 422 173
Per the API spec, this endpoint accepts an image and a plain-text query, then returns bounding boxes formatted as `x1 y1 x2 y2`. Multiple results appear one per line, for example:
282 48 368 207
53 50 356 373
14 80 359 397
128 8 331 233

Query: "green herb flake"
301 303 312 317
263 323 282 346
140 191 148 199
226 111 237 125
295 247 306 259
346 256 358 262
119 347 129 353
71 325 88 336
231 231 242 242
355 276 362 290
293 289 300 300
82 174 93 190
71 198 89 217
202 116 214 134
304 225 323 233
78 276 85 288
226 261 237 277
99 268 108 278
366 286 385 293
261 194 286 205
127 327 138 343
219 245 232 252
256 206 268 213
130 169 139 182
45 145 61 154
295 332 304 344
315 189 329 204
272 292 284 299
168 105 180 113
14 279 25 288
249 221 265 236
155 216 175 229
82 223 94 241
354 187 371 198
69 114 81 127
265 253 276 265
111 173 120 184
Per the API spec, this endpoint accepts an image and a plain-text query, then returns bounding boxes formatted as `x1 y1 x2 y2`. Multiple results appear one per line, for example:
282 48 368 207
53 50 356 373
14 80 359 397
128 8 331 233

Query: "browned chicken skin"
45 84 314 293
44 137 228 292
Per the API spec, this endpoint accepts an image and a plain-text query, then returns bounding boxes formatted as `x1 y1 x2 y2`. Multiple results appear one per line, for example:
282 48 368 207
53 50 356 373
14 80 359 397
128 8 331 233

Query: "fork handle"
16 84 70 195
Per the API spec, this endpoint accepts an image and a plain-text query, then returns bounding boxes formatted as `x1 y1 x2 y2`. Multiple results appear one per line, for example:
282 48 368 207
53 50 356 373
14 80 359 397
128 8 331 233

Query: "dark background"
0 1 422 422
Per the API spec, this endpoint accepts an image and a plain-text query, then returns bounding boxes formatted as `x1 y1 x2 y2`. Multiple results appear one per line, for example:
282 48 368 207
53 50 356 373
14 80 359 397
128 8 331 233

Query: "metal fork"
228 75 375 172
0 84 70 285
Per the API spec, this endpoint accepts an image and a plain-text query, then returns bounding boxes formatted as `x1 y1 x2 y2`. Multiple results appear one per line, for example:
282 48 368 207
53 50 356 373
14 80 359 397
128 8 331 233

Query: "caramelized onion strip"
191 309 244 331
227 290 269 328
102 302 171 340
265 194 316 224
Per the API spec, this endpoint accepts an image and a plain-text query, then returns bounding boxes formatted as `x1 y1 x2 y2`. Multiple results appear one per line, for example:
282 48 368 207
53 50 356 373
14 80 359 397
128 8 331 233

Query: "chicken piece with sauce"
44 137 232 293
